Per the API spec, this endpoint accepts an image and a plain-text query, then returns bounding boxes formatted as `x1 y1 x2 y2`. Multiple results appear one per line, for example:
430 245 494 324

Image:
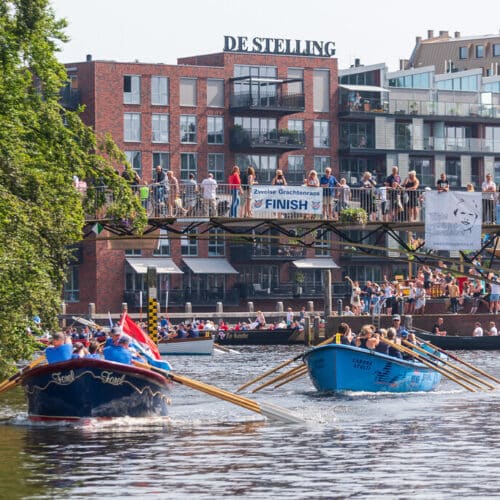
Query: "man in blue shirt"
319 168 339 219
103 336 133 365
45 332 73 364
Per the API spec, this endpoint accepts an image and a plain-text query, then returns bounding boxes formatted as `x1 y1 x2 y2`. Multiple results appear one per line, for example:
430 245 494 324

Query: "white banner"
252 186 323 215
425 191 482 250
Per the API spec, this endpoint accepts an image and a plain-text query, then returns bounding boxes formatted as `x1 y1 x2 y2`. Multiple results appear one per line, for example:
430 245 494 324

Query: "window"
476 45 484 58
288 119 304 134
124 75 140 104
237 264 279 291
181 229 198 256
314 156 330 172
459 46 468 59
63 266 79 302
180 115 197 143
388 72 431 89
125 151 142 177
180 78 197 106
152 114 169 143
233 65 277 105
436 75 478 91
125 267 145 296
235 154 277 183
288 156 304 184
207 79 224 107
207 116 224 144
313 69 329 112
124 113 141 142
208 153 225 181
287 68 304 94
409 157 433 187
180 153 197 181
395 122 412 149
314 120 330 147
339 70 378 86
494 44 500 57
314 229 330 256
339 158 378 185
341 122 373 149
234 116 277 135
208 228 225 256
125 249 142 256
151 76 168 105
153 229 170 256
445 158 462 187
152 152 170 173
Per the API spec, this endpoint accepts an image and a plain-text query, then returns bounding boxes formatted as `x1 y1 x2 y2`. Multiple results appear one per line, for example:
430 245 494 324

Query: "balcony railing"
230 127 305 152
229 91 305 114
84 184 500 224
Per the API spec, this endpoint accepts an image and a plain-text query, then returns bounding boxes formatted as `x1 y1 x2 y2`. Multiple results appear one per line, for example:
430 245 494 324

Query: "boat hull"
217 329 304 345
417 331 500 350
303 344 441 393
21 358 172 421
158 337 214 355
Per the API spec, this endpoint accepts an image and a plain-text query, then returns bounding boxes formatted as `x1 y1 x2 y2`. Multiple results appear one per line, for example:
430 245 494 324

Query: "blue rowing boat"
21 358 172 422
302 344 442 393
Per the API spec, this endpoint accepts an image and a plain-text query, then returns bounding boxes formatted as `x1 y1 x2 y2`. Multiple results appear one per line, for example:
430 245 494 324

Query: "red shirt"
228 173 241 188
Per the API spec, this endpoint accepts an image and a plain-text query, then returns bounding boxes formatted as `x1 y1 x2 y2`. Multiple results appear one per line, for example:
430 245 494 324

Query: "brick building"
63 47 340 314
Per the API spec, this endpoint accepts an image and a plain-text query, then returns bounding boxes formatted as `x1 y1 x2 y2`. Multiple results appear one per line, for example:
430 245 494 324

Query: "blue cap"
400 329 409 337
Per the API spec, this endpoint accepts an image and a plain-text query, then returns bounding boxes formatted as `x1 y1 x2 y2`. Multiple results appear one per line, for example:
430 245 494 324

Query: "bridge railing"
83 184 498 224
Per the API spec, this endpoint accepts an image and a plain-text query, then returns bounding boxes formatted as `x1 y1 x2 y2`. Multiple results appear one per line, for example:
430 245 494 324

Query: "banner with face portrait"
425 191 482 250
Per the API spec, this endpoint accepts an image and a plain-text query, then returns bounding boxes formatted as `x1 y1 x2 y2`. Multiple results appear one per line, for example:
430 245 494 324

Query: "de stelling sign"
224 35 335 58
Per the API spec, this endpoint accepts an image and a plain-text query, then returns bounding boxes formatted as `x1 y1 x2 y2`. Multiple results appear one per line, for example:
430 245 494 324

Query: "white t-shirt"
201 177 217 199
489 326 498 336
473 326 484 337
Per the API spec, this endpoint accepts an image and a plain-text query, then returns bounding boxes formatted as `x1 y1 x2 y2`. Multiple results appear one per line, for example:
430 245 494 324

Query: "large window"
339 158 378 185
340 122 373 149
485 126 500 153
181 229 198 256
124 75 140 104
395 122 412 149
288 119 304 134
152 152 170 173
314 156 330 173
180 115 197 143
339 70 378 86
124 113 141 142
208 228 225 256
233 65 277 105
180 153 197 180
288 156 304 184
207 116 224 144
207 79 224 107
152 114 169 143
63 266 79 302
287 68 304 94
459 46 468 59
494 44 500 57
153 229 170 256
180 78 197 106
151 76 168 105
409 157 433 187
388 72 431 89
208 153 225 181
125 151 142 177
313 69 329 112
314 229 330 256
238 264 279 291
234 116 276 135
445 158 462 187
476 45 484 58
437 75 478 91
314 120 330 148
235 154 278 183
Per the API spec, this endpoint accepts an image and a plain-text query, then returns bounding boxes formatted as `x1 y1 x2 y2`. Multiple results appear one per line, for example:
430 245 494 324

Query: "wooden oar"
132 361 303 424
0 356 46 395
416 336 500 385
251 364 307 393
213 343 241 354
274 366 309 389
237 335 336 393
402 340 495 391
379 338 477 392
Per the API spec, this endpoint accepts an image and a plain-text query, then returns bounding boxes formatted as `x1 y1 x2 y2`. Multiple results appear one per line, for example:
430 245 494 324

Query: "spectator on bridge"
481 173 497 223
200 173 218 216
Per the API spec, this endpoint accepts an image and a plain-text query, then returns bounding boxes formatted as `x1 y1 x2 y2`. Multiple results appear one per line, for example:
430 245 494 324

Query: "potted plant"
339 207 368 226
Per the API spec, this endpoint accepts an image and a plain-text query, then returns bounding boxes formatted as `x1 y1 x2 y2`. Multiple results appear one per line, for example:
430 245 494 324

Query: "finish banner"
252 186 323 215
425 191 482 250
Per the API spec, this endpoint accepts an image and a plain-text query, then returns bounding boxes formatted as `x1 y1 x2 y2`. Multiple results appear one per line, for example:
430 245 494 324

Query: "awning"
183 258 239 274
292 258 339 269
126 258 183 274
339 84 390 93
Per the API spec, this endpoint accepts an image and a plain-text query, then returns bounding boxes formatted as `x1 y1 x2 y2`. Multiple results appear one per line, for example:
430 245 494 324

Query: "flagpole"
139 291 143 322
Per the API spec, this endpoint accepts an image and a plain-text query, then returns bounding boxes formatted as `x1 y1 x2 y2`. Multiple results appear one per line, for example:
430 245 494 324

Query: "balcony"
230 243 306 262
339 133 375 151
59 86 81 111
230 126 305 153
229 76 305 116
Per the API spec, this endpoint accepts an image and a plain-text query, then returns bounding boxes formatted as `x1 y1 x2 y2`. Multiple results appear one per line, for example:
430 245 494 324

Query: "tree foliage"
0 0 145 376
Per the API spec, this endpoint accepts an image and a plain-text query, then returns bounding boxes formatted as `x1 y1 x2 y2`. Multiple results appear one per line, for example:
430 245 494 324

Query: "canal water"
0 346 499 499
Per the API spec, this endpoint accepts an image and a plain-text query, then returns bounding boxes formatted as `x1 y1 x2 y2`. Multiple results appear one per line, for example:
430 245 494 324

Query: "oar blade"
258 401 304 424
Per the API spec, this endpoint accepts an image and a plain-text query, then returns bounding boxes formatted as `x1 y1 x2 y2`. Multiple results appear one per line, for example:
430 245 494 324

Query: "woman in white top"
472 322 483 337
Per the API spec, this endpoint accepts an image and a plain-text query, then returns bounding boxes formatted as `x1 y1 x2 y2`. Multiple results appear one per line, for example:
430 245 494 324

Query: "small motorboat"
303 343 441 393
21 357 172 422
416 331 500 350
157 336 214 355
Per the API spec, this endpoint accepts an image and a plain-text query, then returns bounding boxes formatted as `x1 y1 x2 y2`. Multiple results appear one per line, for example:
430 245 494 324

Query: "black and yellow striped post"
148 297 159 344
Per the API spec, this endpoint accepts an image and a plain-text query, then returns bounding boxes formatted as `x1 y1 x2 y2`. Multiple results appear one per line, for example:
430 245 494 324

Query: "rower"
45 332 73 364
105 326 123 347
103 335 134 365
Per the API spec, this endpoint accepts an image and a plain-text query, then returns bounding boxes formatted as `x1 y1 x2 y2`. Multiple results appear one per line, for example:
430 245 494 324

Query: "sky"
50 0 500 71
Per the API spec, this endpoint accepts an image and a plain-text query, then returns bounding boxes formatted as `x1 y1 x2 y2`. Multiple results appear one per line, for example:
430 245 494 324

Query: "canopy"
126 258 183 275
339 84 390 93
183 258 239 274
292 258 339 269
